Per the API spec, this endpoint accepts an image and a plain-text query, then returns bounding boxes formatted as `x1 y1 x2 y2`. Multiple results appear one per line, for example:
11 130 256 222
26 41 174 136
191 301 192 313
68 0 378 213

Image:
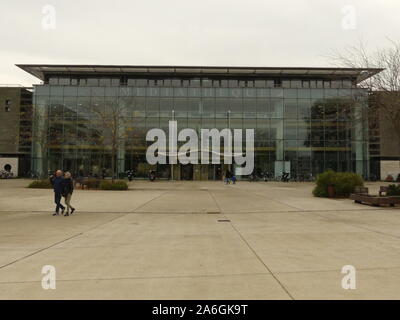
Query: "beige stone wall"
379 105 400 158
0 88 21 154
0 157 19 176
381 160 400 180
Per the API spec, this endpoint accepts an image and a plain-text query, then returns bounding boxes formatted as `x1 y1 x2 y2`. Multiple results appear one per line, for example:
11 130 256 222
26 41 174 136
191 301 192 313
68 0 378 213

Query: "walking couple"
50 170 76 216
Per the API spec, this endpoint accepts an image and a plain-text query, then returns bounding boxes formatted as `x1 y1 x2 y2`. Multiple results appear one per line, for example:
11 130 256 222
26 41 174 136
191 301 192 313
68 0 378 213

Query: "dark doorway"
208 164 223 180
180 164 193 180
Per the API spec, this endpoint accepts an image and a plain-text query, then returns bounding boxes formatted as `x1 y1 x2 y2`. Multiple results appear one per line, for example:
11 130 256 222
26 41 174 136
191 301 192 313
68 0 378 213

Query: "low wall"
0 157 19 177
381 160 400 181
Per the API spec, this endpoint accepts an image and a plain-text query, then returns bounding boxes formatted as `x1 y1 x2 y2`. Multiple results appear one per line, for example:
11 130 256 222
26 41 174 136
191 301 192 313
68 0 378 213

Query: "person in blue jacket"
50 170 65 216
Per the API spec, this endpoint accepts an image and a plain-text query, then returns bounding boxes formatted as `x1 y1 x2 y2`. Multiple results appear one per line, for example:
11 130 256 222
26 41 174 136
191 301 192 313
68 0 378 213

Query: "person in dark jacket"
224 170 232 185
50 170 65 216
62 171 75 216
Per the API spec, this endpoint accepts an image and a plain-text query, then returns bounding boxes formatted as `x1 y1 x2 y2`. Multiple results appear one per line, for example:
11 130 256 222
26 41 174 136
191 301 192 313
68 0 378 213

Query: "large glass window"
284 99 297 119
243 99 257 118
199 98 213 118
173 98 188 118
187 98 202 118
270 99 283 118
146 98 159 117
256 99 270 118
230 98 243 118
31 76 370 180
215 98 230 118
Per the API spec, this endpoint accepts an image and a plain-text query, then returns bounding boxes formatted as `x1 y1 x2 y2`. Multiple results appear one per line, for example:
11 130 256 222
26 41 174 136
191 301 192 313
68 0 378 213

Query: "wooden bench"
350 193 400 207
379 186 389 197
354 186 369 194
74 177 91 190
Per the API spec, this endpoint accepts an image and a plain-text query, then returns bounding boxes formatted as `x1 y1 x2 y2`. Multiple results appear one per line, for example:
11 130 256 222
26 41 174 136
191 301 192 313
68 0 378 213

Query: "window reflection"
32 80 369 179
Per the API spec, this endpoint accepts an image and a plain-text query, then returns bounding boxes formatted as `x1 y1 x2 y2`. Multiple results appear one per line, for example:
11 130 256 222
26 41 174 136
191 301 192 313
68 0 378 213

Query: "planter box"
350 194 400 207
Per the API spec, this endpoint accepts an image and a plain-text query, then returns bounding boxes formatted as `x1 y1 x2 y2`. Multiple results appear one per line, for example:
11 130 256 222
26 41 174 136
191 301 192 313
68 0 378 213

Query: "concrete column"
172 164 181 180
33 104 47 177
117 105 127 177
201 164 208 180
353 106 365 177
193 164 201 180
274 120 284 177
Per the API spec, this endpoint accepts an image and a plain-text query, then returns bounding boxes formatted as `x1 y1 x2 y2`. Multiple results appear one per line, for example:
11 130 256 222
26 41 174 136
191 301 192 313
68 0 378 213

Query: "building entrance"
180 164 193 180
208 164 223 180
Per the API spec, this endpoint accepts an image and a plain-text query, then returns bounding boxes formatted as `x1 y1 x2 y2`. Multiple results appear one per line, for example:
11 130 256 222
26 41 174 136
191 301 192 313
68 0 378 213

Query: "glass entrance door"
180 164 193 180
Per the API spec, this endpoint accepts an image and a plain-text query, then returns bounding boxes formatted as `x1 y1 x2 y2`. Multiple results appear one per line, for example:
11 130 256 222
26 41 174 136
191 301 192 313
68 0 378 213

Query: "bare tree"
31 104 53 178
329 40 400 149
88 101 129 182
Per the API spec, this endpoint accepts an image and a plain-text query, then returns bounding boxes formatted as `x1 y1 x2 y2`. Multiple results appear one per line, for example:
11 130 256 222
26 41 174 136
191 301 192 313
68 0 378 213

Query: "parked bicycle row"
20 169 389 183
0 170 14 179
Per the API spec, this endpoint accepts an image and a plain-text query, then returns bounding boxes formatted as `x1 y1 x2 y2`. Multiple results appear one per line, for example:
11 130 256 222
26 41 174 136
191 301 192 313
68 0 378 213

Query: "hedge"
99 180 128 190
85 179 102 189
313 170 364 198
27 179 52 189
387 184 400 196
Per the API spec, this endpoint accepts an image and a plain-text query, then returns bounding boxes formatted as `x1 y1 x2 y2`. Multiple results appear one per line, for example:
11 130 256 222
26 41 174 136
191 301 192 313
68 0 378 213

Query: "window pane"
270 99 283 118
284 99 297 119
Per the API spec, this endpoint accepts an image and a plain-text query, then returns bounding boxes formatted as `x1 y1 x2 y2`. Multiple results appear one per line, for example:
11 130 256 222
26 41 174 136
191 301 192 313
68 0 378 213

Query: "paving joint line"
226 219 295 300
233 185 304 211
0 196 170 270
206 188 295 300
0 233 83 270
0 271 273 285
130 190 171 213
302 211 400 241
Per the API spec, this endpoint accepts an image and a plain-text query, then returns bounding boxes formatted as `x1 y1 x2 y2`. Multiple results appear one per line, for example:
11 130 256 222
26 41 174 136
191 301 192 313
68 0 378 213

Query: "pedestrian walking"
149 170 156 182
62 171 75 216
225 170 232 185
50 170 65 216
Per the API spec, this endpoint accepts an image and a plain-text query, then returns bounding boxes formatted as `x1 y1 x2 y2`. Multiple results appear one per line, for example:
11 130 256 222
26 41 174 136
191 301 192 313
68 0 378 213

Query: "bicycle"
0 170 14 179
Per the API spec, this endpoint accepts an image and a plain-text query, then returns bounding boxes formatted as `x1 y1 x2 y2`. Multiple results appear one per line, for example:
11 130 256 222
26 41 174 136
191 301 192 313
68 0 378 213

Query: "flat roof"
16 64 383 83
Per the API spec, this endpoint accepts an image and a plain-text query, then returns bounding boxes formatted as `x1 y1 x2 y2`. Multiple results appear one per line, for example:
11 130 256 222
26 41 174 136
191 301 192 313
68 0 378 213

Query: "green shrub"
27 179 52 189
86 179 102 189
335 172 364 197
312 170 364 198
312 185 328 197
99 180 128 190
387 184 400 196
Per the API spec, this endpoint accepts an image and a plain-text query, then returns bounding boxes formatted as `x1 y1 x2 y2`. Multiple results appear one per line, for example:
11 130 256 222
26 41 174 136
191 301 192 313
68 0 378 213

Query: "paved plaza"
0 179 400 299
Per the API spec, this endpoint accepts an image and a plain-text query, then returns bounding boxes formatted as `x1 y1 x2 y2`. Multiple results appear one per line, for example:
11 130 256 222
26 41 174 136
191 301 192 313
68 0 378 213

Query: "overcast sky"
1 0 399 86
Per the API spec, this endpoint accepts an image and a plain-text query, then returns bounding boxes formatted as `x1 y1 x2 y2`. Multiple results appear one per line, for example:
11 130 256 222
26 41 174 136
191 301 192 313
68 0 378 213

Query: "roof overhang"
16 64 384 84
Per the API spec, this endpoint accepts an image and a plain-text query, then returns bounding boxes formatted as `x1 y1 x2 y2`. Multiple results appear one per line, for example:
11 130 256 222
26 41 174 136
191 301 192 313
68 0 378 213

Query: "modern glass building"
18 65 382 180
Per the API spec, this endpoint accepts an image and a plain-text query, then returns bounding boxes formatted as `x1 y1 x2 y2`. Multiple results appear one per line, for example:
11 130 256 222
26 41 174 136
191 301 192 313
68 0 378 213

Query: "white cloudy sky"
1 0 399 86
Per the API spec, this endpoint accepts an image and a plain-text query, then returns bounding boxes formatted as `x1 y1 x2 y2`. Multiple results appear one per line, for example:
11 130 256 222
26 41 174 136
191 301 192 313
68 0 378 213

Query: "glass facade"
32 76 370 180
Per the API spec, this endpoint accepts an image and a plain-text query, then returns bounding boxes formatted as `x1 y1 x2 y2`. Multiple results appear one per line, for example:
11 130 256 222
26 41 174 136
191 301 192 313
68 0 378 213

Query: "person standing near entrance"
62 171 75 216
50 170 65 216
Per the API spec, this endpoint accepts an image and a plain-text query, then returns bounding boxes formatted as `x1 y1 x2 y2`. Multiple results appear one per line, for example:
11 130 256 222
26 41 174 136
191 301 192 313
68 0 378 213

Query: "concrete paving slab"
311 209 400 238
0 213 268 283
0 273 290 300
277 267 400 300
134 190 219 213
232 230 400 273
1 179 400 299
